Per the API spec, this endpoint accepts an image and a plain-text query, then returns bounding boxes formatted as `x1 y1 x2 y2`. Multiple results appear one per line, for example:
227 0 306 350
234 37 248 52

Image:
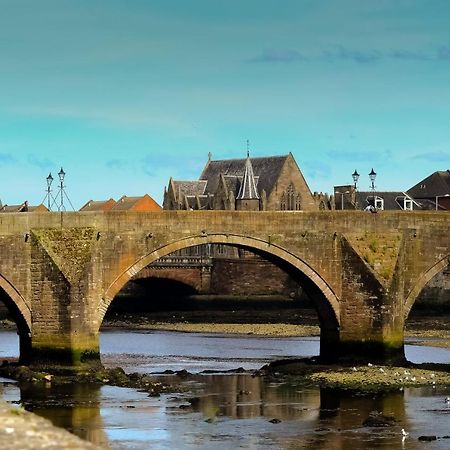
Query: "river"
1 330 450 449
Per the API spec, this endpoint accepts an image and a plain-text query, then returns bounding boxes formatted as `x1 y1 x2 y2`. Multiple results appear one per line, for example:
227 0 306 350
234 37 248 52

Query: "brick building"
79 195 161 212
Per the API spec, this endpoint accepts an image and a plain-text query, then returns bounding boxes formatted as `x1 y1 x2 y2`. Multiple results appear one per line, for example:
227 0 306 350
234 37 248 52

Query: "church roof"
173 180 207 197
407 170 450 198
200 155 288 196
236 156 259 200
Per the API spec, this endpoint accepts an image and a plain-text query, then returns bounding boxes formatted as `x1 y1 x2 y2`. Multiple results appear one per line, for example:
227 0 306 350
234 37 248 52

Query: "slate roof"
356 191 421 210
173 180 207 197
0 202 28 212
200 155 288 196
407 170 450 198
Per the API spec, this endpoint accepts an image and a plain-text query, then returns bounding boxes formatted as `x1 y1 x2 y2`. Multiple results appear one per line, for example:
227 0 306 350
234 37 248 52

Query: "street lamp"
352 170 360 189
46 172 53 210
369 168 377 207
58 167 65 211
435 193 450 211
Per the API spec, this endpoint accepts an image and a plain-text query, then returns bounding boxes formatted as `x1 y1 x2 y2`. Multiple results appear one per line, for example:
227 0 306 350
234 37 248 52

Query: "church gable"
267 153 318 211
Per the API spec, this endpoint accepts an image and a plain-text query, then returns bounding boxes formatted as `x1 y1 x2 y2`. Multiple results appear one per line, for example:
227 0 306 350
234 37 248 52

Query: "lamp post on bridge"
45 172 53 210
58 167 66 211
369 168 377 209
352 170 360 189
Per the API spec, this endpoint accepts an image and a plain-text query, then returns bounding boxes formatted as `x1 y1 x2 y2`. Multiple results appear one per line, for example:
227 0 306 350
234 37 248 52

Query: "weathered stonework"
0 210 449 367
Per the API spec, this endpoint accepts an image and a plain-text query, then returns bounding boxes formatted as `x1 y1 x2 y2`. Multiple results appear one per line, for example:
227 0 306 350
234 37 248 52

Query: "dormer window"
403 198 413 210
375 196 384 210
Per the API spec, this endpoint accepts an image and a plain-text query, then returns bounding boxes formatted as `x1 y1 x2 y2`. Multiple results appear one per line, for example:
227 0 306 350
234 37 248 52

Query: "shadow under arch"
100 234 341 361
404 255 450 319
0 274 32 364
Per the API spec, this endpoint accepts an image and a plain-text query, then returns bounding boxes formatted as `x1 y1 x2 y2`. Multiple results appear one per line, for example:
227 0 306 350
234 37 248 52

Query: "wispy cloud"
248 45 450 65
326 149 393 163
8 105 197 134
303 160 332 182
106 158 133 171
248 48 306 63
323 46 381 64
411 151 450 162
437 46 450 60
390 49 429 61
0 152 17 165
27 154 54 170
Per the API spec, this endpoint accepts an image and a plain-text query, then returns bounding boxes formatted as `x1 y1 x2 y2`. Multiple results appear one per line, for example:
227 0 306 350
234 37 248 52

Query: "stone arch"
99 234 340 330
0 274 32 363
0 274 31 331
403 255 450 319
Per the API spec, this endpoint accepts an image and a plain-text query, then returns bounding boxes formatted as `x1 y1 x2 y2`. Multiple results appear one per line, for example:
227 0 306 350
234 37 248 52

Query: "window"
375 196 384 210
287 184 295 210
403 198 413 211
280 192 286 210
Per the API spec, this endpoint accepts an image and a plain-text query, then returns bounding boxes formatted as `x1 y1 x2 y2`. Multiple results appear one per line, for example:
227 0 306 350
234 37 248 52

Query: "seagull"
352 366 357 371
368 363 373 367
401 428 409 437
445 397 450 404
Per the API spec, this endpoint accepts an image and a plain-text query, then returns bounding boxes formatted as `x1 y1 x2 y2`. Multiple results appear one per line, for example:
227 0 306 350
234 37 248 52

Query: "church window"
295 194 301 210
287 184 295 210
280 192 287 210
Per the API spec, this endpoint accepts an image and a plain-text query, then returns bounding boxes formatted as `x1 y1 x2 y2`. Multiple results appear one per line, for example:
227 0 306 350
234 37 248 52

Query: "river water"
1 330 450 449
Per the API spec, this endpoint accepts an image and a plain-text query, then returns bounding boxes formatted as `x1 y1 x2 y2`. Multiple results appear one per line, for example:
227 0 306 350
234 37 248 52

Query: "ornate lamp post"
46 172 53 210
369 168 377 208
58 167 66 211
352 170 360 189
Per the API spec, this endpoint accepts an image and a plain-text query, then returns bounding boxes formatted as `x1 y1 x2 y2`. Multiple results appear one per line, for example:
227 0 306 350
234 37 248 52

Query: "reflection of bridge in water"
0 210 449 367
14 372 411 450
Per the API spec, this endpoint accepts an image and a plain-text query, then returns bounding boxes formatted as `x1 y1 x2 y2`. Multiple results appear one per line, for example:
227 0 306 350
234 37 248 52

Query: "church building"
163 152 321 211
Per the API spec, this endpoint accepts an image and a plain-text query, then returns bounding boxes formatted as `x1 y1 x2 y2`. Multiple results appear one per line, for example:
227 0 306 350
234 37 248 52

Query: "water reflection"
19 382 110 448
2 373 450 449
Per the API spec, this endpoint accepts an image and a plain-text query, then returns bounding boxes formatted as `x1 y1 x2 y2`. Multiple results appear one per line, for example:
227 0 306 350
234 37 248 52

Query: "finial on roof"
208 151 212 161
246 139 250 158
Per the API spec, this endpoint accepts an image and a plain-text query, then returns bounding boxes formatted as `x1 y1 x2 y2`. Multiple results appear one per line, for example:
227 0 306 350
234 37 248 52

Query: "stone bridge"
0 211 449 368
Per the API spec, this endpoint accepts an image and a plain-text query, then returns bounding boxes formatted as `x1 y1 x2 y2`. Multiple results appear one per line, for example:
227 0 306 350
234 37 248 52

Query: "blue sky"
0 0 449 208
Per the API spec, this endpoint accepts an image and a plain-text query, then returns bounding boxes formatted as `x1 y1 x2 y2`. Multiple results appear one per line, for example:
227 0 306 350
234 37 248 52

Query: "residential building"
407 170 450 211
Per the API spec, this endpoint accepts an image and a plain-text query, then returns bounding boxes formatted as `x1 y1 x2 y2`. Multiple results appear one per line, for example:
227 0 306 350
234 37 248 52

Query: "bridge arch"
99 234 340 333
404 254 450 319
0 274 32 363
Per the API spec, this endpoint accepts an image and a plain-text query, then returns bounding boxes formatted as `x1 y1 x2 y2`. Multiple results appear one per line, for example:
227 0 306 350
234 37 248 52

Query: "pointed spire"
237 153 259 200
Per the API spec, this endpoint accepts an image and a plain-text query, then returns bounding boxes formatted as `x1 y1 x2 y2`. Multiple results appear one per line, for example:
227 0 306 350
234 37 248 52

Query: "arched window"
280 192 287 210
287 184 295 210
295 194 301 210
